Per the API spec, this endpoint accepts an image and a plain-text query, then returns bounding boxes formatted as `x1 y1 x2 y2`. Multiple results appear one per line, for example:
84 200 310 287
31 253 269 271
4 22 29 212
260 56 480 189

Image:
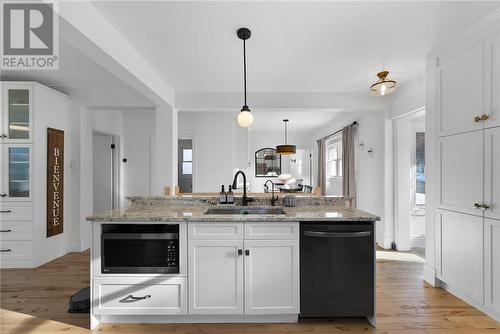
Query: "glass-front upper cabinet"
2 86 33 143
1 144 33 201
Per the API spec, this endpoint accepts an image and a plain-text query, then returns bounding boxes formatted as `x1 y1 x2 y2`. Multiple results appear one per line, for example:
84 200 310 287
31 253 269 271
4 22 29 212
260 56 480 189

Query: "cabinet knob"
481 114 490 121
0 194 7 198
237 249 243 256
475 116 482 122
481 204 490 210
474 202 482 209
0 134 6 138
245 249 250 256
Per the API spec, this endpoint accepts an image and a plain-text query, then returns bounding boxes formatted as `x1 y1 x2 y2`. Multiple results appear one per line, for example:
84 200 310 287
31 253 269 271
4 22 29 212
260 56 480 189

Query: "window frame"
325 136 343 181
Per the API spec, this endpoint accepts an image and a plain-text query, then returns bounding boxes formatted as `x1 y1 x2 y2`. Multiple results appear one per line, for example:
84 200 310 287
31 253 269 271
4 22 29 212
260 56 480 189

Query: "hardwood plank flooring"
1 250 499 333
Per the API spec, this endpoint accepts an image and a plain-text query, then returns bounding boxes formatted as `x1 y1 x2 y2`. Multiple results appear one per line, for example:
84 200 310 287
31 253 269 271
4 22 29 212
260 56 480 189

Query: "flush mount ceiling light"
370 71 397 96
276 119 296 155
236 28 253 128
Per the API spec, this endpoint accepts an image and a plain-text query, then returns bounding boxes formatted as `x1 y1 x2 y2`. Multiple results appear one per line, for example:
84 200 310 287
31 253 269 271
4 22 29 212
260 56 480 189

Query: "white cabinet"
244 239 299 314
484 33 500 129
485 218 500 317
484 127 500 220
188 239 244 314
437 131 483 215
438 42 484 136
188 222 300 315
438 210 483 303
1 86 33 143
1 144 33 201
93 277 187 315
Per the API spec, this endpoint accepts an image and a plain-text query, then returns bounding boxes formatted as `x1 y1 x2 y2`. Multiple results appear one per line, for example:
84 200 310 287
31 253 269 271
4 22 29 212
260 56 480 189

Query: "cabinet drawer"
245 222 299 240
0 222 32 241
188 223 243 240
0 202 34 221
0 241 32 260
93 277 187 315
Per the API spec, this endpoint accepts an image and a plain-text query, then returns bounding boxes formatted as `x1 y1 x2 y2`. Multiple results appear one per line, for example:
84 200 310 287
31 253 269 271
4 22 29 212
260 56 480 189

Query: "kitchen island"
87 196 379 329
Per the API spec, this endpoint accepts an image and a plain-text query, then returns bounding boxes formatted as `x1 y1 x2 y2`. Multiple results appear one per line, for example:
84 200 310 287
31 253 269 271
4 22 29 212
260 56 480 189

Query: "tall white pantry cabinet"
0 81 71 268
432 26 500 321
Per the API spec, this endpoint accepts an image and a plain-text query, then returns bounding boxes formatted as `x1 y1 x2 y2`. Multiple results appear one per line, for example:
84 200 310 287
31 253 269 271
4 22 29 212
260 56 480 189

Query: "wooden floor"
1 250 499 334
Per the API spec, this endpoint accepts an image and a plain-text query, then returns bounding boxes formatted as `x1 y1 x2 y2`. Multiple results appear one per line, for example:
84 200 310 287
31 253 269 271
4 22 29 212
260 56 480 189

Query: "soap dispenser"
227 185 234 204
219 185 227 204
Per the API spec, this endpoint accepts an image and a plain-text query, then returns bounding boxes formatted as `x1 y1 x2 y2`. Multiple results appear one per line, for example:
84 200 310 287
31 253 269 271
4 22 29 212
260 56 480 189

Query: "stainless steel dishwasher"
300 222 375 325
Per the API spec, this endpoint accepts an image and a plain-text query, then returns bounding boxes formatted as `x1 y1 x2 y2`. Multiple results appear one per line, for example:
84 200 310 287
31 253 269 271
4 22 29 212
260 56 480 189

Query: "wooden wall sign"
47 128 64 237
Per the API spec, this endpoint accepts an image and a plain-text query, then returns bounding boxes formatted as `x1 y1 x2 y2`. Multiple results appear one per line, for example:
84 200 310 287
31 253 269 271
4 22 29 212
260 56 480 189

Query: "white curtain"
317 138 326 196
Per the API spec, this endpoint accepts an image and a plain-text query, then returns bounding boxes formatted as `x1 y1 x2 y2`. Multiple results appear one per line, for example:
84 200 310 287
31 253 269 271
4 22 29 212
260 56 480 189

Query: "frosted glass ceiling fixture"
276 119 296 155
370 71 397 96
236 28 253 128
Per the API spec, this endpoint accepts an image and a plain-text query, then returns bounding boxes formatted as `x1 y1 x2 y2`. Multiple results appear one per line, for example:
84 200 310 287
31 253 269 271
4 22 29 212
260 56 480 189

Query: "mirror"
255 148 281 177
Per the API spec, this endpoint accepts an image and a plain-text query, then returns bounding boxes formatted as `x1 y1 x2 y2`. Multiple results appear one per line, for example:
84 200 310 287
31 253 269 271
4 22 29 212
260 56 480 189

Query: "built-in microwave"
101 224 179 274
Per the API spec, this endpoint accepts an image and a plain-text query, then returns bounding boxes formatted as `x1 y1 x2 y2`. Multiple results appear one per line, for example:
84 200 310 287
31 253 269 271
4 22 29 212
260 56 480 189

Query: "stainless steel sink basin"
204 207 286 215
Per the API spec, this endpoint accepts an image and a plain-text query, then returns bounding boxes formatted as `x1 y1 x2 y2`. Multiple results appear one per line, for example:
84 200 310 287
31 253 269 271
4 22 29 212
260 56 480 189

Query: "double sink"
203 207 287 215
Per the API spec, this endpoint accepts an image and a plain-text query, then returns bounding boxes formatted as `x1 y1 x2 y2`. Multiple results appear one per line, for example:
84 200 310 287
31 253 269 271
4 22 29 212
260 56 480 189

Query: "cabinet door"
438 43 484 136
437 131 483 216
485 127 500 220
484 33 500 129
2 86 33 143
485 218 500 317
188 239 243 314
244 239 299 315
2 144 33 201
438 210 483 303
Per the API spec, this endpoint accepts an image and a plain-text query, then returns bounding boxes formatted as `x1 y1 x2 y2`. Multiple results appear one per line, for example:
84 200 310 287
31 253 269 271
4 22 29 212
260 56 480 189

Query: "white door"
485 127 500 220
188 239 243 314
244 239 299 315
485 218 500 317
2 144 33 201
2 86 33 143
438 43 484 136
437 131 483 216
484 33 500 129
438 210 483 303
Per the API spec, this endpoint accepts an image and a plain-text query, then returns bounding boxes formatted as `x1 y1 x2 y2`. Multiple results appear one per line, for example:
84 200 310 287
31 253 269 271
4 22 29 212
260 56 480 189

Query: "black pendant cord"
243 38 247 107
284 121 287 144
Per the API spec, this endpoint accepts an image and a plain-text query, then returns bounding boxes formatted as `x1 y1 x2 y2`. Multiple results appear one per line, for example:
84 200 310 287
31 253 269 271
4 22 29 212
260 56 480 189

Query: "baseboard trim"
423 263 440 287
441 281 500 322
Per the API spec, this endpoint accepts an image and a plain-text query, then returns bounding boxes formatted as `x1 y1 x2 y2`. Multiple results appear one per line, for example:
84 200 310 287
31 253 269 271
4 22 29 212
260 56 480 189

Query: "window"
182 149 192 175
415 132 425 205
326 138 342 179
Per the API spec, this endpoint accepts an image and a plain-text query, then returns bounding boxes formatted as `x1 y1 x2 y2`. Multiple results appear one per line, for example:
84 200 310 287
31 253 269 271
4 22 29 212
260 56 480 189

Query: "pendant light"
237 28 253 128
370 70 397 96
276 119 296 155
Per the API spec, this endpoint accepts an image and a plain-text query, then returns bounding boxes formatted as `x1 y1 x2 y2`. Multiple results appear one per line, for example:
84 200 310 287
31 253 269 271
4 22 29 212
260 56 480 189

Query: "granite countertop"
87 204 380 223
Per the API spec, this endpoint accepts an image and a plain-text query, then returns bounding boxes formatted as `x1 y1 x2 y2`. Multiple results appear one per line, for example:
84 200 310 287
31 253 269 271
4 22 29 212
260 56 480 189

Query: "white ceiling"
92 1 499 93
249 110 341 132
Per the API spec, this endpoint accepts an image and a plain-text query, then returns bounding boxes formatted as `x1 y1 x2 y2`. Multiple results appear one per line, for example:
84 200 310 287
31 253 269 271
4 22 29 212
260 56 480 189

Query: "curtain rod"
316 121 358 142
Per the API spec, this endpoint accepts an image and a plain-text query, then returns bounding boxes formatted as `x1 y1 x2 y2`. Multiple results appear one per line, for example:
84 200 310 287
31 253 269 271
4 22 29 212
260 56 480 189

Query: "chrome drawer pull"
0 229 12 233
0 210 12 213
0 249 12 252
128 294 151 300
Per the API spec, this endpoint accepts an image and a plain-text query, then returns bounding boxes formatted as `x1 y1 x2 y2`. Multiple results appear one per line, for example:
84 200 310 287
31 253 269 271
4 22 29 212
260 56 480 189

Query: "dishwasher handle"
303 230 371 238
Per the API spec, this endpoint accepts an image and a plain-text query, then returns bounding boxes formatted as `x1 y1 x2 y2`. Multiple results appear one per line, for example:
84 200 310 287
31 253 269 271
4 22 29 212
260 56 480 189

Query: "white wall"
122 111 156 197
310 111 387 246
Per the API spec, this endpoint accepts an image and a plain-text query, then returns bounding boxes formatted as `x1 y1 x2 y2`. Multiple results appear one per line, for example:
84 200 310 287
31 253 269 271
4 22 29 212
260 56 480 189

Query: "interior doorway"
394 109 425 255
178 139 193 193
93 132 119 213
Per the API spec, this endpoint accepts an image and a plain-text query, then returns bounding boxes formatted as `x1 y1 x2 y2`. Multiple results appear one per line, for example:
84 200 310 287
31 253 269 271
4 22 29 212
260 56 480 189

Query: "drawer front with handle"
0 241 32 260
0 222 33 241
93 277 187 315
245 222 299 240
0 202 34 221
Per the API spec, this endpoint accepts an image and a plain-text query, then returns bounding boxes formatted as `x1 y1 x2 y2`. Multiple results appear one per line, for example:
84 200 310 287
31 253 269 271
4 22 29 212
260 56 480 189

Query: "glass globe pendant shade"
237 106 253 128
370 71 397 96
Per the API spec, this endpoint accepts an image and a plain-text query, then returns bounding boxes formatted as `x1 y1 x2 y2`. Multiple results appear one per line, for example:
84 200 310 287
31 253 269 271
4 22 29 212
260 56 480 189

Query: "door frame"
393 107 426 251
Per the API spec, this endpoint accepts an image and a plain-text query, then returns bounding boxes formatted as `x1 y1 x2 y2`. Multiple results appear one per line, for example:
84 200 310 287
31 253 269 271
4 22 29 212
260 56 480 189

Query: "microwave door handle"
303 231 372 238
